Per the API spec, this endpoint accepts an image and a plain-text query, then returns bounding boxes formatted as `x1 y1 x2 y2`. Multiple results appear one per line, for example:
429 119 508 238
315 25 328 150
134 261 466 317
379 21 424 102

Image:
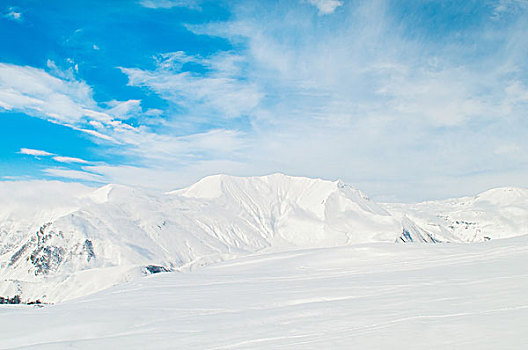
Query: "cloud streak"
52 156 90 164
43 168 104 182
18 148 91 164
19 148 53 157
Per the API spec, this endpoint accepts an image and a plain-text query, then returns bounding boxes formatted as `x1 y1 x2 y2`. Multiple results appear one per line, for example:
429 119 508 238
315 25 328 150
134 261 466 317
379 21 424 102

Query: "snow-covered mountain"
384 187 528 242
0 174 526 303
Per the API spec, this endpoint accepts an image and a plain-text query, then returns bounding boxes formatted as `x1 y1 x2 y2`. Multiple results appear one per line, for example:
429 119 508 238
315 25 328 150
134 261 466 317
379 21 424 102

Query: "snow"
384 186 528 242
0 174 409 303
0 174 527 348
0 236 527 349
1 174 527 307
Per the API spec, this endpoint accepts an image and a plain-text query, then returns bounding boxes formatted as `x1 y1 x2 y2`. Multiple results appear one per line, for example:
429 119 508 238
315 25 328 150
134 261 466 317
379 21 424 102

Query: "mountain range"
1 174 527 303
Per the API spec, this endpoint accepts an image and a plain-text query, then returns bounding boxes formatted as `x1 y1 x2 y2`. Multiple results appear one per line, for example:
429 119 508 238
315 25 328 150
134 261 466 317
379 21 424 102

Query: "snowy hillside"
1 236 527 349
384 187 528 242
0 175 527 304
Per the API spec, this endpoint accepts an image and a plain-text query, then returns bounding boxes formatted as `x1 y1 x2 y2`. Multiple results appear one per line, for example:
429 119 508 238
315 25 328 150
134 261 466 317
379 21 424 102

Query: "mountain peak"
474 186 528 205
172 173 340 199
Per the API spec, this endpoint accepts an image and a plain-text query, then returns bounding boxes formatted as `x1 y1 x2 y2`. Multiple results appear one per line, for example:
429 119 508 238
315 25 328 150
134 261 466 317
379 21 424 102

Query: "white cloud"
105 100 142 119
376 67 502 127
108 128 247 165
45 59 78 80
0 63 166 148
43 168 104 182
52 156 90 164
0 63 106 124
19 148 90 165
4 7 22 21
19 148 53 156
121 52 262 120
306 0 343 15
67 124 118 142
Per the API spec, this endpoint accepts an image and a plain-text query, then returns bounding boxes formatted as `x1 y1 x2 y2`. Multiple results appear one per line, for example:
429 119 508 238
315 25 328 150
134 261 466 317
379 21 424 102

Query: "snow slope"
0 175 527 304
0 236 527 349
384 187 528 242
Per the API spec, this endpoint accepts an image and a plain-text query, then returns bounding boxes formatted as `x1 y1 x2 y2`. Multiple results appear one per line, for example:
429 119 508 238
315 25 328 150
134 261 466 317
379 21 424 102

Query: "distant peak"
475 186 528 204
87 183 135 203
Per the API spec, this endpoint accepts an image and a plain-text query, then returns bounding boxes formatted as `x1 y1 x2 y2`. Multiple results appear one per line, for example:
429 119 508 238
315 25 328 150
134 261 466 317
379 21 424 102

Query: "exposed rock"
144 265 171 275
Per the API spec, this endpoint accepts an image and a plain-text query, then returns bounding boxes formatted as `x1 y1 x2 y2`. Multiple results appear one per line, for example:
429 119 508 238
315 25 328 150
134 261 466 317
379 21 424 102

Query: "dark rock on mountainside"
144 265 171 274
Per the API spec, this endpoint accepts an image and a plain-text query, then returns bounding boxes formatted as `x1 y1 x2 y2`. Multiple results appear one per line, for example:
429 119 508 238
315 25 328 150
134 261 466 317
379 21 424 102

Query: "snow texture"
0 236 527 349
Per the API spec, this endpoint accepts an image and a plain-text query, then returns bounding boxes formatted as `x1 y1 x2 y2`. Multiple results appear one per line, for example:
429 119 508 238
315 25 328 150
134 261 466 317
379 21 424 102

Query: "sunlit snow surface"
1 236 527 349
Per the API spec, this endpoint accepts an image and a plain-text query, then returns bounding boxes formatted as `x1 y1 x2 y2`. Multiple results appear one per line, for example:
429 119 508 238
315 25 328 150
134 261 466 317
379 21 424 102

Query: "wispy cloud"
52 156 90 164
0 63 107 124
0 62 155 147
121 52 262 123
105 100 142 120
3 59 251 189
19 148 53 157
492 0 528 18
43 168 104 182
19 148 90 164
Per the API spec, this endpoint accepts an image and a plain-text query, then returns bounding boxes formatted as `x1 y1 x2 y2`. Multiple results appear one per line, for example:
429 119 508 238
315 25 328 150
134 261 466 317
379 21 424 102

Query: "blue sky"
1 0 527 201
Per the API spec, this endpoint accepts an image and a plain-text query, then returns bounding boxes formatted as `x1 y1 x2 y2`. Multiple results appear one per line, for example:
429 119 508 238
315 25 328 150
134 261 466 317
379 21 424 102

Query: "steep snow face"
172 173 400 247
384 187 528 242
